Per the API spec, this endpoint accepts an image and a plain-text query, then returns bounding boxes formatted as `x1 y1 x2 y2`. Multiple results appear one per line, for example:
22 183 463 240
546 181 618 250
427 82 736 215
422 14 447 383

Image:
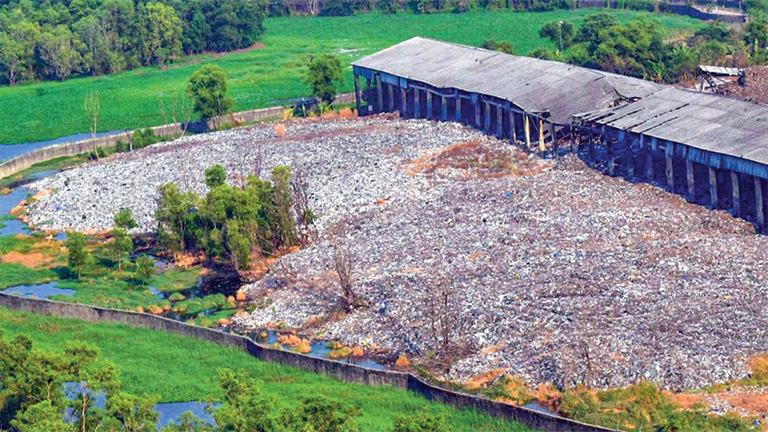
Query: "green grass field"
0 9 704 144
0 307 532 432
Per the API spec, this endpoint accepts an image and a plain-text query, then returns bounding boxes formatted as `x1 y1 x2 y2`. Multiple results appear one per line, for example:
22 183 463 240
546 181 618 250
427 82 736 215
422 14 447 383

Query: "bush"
539 20 575 50
132 128 160 149
320 0 355 16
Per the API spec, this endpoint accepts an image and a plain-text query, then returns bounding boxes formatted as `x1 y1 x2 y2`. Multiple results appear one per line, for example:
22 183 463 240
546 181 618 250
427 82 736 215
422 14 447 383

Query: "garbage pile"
28 117 768 391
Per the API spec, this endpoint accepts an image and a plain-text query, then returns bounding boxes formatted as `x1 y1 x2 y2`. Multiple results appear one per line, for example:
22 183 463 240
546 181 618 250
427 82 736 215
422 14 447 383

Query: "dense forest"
0 0 265 85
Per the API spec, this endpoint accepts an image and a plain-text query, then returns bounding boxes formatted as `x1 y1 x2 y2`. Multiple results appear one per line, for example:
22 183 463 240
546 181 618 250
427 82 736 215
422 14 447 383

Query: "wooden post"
732 171 741 217
455 96 462 123
400 87 407 116
354 75 362 114
474 99 481 128
388 83 394 111
441 95 448 121
375 74 383 113
756 177 765 231
626 134 634 179
645 136 653 181
686 157 695 202
496 106 503 139
709 167 718 208
569 123 575 153
666 143 674 192
510 110 517 143
549 122 557 157
538 119 546 153
524 114 531 149
425 91 432 119
484 102 491 133
414 88 420 119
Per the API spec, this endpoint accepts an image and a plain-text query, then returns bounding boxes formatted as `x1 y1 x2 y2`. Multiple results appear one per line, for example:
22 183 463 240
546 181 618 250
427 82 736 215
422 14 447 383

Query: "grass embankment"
0 307 532 432
0 9 704 144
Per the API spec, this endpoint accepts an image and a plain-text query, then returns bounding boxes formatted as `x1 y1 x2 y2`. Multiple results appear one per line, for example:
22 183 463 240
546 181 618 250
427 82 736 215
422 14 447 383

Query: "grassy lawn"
0 9 704 144
0 307 533 432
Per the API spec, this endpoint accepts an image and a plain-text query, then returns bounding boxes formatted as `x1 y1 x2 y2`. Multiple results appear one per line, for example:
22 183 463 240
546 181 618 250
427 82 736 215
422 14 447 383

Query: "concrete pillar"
474 99 481 128
388 83 394 111
686 158 695 202
414 88 420 119
496 106 503 139
375 74 383 113
441 95 448 121
354 75 361 114
732 171 741 217
756 177 765 231
709 167 718 208
400 87 407 116
455 96 462 122
666 143 674 192
645 136 653 181
426 91 432 119
484 102 491 133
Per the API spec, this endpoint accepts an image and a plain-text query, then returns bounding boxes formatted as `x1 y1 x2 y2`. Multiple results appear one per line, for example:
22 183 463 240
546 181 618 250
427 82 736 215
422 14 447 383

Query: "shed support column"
607 139 615 176
524 115 531 149
388 83 394 111
645 137 653 181
496 106 503 139
441 96 448 121
474 99 481 128
484 102 491 133
732 171 741 217
686 158 695 202
413 88 420 119
666 144 674 192
709 167 718 208
400 87 407 116
626 135 634 179
425 91 432 119
354 75 361 114
375 74 383 113
366 78 372 114
549 122 557 158
756 177 765 231
538 119 546 153
588 127 594 164
455 97 462 123
509 111 517 143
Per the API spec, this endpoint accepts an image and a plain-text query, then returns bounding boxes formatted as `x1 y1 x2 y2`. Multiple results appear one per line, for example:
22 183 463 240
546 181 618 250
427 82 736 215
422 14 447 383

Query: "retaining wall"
0 93 355 181
0 292 617 432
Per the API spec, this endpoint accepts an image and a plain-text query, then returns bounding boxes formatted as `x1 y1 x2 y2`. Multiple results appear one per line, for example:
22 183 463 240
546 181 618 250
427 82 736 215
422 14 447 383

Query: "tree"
138 2 182 65
38 25 82 81
156 182 198 253
745 11 768 55
108 228 133 272
205 164 227 188
187 64 233 125
134 255 156 285
10 401 75 432
281 396 361 432
303 54 344 105
0 31 25 86
576 12 619 46
84 90 101 159
212 369 277 432
480 39 515 54
114 208 138 229
66 232 89 278
540 20 575 50
103 392 160 432
390 411 447 432
329 234 364 312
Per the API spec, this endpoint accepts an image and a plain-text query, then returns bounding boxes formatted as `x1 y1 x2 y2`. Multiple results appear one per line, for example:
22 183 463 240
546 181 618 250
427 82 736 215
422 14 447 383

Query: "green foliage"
156 183 199 253
539 19 575 50
205 164 227 188
212 369 278 431
281 395 361 432
320 0 355 16
132 128 162 149
66 232 88 278
304 54 344 105
481 39 515 54
0 263 58 289
134 255 156 285
187 64 234 121
391 411 447 432
694 21 733 44
114 208 138 230
108 228 134 272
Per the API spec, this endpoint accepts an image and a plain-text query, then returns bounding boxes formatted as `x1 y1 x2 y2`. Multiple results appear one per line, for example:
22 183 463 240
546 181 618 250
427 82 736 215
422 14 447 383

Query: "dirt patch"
0 252 53 268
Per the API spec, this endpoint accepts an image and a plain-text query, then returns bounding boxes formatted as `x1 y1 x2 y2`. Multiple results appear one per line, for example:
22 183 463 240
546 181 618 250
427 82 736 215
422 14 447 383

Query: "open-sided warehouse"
353 37 768 232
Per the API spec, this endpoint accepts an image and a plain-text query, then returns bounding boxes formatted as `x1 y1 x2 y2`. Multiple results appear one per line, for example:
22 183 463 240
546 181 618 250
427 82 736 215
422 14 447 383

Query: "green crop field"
0 9 703 145
0 307 532 431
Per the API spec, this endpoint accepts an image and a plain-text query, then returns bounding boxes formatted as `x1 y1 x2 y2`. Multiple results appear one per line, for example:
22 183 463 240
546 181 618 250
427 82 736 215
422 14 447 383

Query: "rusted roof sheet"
352 37 663 123
699 65 743 76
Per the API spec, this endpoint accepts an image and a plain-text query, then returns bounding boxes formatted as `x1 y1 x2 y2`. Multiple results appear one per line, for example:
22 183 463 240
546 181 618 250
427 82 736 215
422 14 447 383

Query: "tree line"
0 0 265 86
0 331 446 432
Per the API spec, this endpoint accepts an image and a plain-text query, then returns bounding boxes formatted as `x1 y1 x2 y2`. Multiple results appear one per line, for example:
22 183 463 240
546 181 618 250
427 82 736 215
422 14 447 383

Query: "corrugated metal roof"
578 87 768 166
699 65 743 76
352 37 663 124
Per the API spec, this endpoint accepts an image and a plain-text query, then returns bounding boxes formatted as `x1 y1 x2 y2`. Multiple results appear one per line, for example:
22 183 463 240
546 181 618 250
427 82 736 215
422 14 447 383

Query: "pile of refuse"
28 117 768 391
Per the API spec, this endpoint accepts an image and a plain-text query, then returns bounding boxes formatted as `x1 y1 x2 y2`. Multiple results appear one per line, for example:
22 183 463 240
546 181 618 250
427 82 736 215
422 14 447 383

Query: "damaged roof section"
352 37 663 123
578 87 768 167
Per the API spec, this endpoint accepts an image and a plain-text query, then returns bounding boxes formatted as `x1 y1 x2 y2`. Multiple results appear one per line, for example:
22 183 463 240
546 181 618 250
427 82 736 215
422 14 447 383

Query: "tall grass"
0 307 532 432
0 9 704 144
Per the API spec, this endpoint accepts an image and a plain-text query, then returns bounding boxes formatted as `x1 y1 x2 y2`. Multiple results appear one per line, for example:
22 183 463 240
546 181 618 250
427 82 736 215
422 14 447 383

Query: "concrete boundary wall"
0 93 355 181
0 292 617 432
